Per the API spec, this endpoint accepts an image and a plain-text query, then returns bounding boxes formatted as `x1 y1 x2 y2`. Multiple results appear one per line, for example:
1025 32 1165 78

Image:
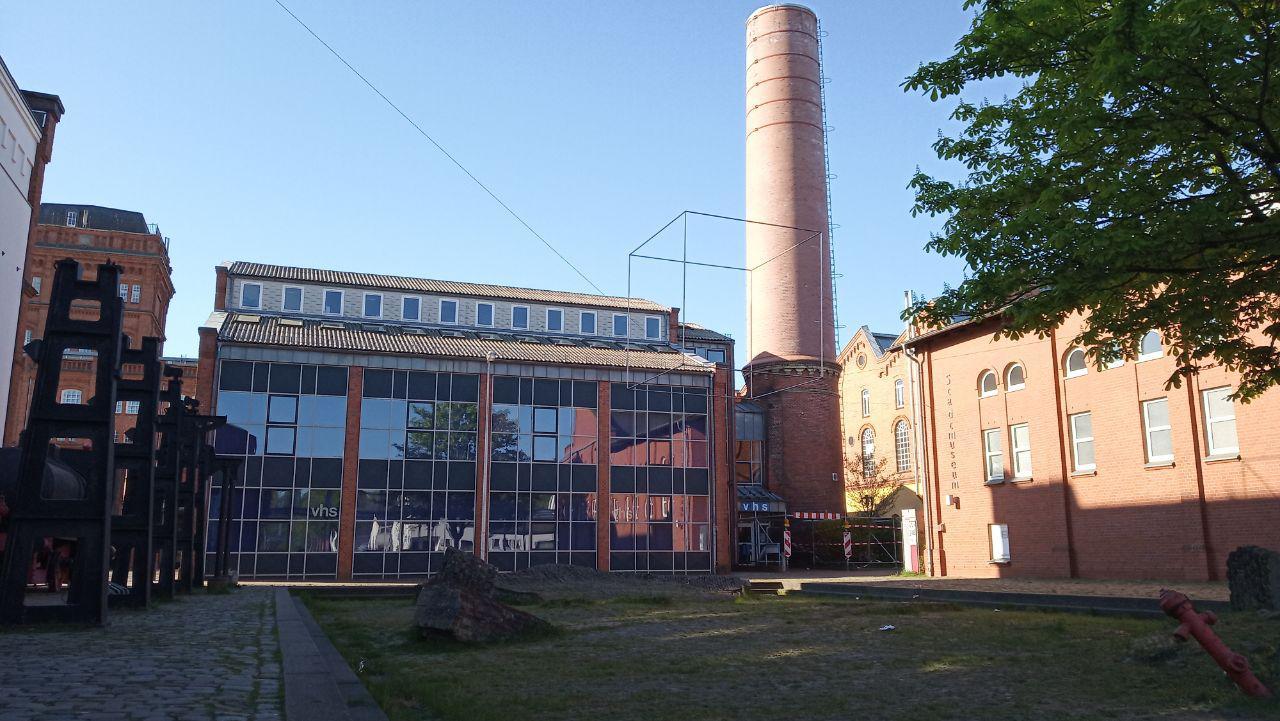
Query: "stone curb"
793 582 1232 618
275 587 389 721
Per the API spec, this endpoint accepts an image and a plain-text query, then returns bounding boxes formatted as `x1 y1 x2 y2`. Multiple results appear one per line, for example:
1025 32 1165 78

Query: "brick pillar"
712 368 734 572
595 380 611 571
336 366 363 580
213 265 229 310
194 327 218 412
473 370 491 560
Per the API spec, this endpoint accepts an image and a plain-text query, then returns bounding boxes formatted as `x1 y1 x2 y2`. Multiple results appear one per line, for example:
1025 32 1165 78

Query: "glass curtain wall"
355 370 479 578
488 377 599 571
608 383 712 572
210 360 348 579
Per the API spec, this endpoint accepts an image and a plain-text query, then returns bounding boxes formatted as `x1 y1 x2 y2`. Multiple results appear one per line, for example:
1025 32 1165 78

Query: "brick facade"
837 326 921 515
912 315 1280 581
4 217 173 446
744 363 844 513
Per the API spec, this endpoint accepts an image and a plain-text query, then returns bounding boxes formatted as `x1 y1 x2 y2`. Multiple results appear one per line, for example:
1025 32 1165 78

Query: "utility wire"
272 0 606 294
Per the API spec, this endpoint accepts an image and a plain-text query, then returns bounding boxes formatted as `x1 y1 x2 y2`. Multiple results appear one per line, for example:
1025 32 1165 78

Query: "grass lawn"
303 591 1280 721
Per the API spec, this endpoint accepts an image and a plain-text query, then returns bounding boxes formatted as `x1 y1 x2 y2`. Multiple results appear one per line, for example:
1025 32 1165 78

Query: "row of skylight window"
236 282 666 340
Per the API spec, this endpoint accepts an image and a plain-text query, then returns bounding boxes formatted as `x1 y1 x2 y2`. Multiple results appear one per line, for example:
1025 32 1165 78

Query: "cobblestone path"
0 588 282 721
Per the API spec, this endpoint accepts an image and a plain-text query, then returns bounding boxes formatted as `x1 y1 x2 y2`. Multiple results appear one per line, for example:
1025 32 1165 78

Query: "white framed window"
1069 412 1095 472
1202 386 1238 456
580 310 597 335
1006 363 1026 391
119 283 129 301
115 401 123 414
23 329 32 347
1142 397 1173 463
363 293 382 318
1010 423 1032 479
989 524 1010 562
894 379 905 409
130 284 141 303
860 389 871 417
1064 348 1087 378
861 428 876 479
1106 357 1126 369
282 286 303 313
645 316 662 340
612 313 629 338
979 371 998 398
125 400 140 415
401 296 421 321
894 420 911 472
323 289 344 315
239 282 262 309
511 305 529 330
983 428 1004 482
65 210 77 227
1139 330 1164 361
60 389 82 405
546 308 564 332
31 276 41 295
439 299 458 324
476 302 494 327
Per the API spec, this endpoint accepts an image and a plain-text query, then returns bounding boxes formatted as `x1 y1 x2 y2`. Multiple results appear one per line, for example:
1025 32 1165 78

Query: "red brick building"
3 203 174 446
904 314 1280 581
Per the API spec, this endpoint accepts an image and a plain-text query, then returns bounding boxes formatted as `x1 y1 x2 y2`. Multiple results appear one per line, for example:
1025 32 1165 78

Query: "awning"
737 485 786 514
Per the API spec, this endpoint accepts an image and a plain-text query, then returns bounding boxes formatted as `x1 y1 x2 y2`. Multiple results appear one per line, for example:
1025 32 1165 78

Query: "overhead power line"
271 0 605 294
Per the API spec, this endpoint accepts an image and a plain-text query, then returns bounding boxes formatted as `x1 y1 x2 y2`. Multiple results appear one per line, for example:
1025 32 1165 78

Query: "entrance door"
737 522 756 564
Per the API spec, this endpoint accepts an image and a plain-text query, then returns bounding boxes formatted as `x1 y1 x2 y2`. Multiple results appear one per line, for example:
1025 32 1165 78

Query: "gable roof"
226 262 668 313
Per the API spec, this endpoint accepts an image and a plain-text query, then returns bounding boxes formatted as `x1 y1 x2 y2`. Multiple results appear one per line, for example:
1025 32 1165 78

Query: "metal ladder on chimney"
816 21 843 351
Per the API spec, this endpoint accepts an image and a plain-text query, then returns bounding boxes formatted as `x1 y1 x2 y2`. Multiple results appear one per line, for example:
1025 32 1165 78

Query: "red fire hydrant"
1159 589 1271 698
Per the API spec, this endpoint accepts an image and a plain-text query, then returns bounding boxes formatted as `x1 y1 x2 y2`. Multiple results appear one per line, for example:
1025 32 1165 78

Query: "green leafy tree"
905 0 1280 399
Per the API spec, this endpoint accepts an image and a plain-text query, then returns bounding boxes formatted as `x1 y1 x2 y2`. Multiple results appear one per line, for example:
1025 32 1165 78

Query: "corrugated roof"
227 262 668 313
216 314 713 373
677 322 733 343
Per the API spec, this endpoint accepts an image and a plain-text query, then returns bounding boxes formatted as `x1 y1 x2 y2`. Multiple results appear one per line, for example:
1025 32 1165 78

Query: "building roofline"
226 261 669 313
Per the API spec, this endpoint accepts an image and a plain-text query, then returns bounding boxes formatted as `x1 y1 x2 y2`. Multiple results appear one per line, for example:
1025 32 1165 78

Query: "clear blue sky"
2 1 983 360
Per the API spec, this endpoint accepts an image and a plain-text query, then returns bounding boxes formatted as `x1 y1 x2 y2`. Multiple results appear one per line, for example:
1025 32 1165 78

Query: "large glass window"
355 370 479 578
323 289 343 315
609 383 712 573
894 420 911 472
489 376 599 571
1010 423 1031 479
547 308 563 332
1070 412 1095 471
282 286 303 312
983 428 1003 482
1142 398 1173 463
209 360 348 580
402 296 421 321
734 404 765 485
1202 387 1238 456
240 283 261 309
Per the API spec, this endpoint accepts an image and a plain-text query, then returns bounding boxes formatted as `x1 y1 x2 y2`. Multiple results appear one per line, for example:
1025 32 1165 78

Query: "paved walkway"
740 569 1229 601
0 589 283 721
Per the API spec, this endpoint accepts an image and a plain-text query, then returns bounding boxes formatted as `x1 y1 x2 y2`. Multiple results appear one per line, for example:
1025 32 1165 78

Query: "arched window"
894 420 911 472
979 371 998 398
1139 330 1164 361
861 428 875 479
860 389 871 417
894 379 905 409
1006 363 1026 392
1064 348 1088 378
60 389 82 405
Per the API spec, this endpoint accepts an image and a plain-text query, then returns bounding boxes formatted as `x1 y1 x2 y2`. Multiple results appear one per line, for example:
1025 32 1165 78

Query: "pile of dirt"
498 564 744 601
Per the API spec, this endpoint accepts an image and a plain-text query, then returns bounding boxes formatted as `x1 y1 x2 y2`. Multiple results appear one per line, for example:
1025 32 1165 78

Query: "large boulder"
413 549 550 643
1227 546 1280 611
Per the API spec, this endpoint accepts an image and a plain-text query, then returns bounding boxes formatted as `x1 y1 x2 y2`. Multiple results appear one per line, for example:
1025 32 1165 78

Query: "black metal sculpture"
0 259 124 625
107 336 163 608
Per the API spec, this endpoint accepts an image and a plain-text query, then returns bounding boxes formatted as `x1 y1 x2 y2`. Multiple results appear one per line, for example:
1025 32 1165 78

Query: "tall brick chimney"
743 4 843 512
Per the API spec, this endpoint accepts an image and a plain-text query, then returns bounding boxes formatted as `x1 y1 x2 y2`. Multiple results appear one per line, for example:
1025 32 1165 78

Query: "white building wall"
0 62 41 438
